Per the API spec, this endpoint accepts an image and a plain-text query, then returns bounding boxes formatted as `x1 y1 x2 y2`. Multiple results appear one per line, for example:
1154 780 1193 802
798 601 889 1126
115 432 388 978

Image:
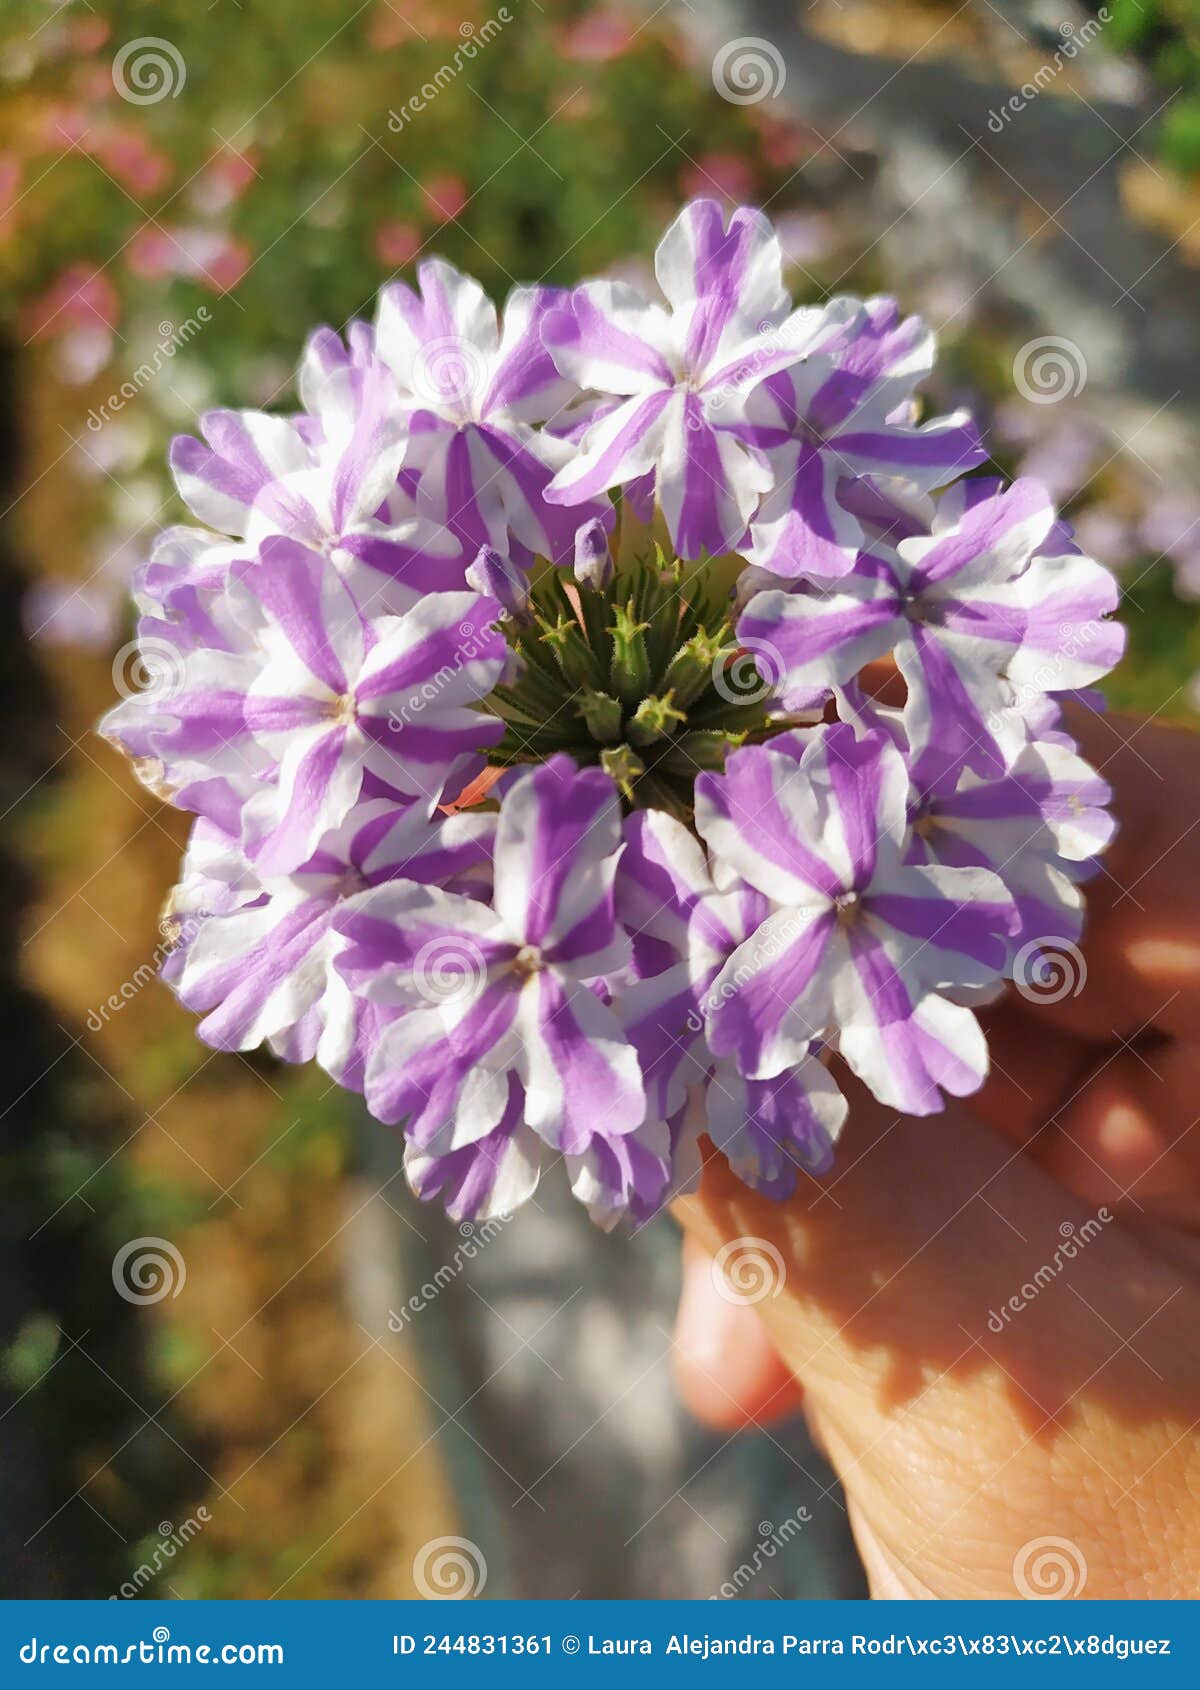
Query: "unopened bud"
465 546 530 622
662 627 726 709
578 688 624 744
627 691 686 746
573 519 613 591
600 743 644 801
610 603 651 705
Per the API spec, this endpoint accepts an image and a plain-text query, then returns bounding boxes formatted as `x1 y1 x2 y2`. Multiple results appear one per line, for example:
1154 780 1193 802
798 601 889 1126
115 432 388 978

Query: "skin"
671 709 1200 1599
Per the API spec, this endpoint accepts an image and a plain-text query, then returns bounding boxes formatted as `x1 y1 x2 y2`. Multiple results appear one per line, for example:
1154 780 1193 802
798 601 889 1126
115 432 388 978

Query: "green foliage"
1105 558 1200 717
1103 0 1200 175
1 0 795 409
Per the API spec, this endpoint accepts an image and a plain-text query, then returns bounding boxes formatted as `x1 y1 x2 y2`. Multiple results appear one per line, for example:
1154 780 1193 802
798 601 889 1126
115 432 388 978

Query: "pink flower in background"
420 173 468 224
68 15 111 53
0 154 19 242
753 111 820 172
559 9 635 62
93 126 174 197
368 0 470 47
128 225 252 292
374 219 422 270
77 62 119 103
680 153 756 205
39 102 91 150
26 264 120 342
192 147 259 216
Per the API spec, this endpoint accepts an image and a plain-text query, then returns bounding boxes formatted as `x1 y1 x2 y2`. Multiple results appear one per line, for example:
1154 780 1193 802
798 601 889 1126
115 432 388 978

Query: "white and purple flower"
738 477 1124 780
98 199 1125 1229
542 199 858 558
375 259 612 568
335 757 669 1223
695 726 1017 1115
741 299 984 578
164 799 496 1091
170 354 461 611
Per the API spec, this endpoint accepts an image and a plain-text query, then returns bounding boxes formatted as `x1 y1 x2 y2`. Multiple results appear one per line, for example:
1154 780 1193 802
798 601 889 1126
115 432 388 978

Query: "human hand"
672 710 1200 1599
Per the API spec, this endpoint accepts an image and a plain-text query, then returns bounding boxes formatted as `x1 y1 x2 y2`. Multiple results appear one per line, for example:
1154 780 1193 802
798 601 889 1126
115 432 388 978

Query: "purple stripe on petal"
244 537 356 694
252 727 350 873
707 910 836 1076
867 890 1011 972
825 723 887 888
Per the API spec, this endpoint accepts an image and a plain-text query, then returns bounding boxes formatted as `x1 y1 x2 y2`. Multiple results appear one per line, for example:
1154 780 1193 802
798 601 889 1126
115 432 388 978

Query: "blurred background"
1 0 1197 1601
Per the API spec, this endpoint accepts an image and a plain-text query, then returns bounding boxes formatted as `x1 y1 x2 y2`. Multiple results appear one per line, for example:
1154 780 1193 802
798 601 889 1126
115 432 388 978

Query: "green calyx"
486 549 782 818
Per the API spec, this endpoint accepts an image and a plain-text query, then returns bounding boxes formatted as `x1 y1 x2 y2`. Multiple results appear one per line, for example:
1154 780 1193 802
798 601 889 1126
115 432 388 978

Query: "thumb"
672 1082 1200 1599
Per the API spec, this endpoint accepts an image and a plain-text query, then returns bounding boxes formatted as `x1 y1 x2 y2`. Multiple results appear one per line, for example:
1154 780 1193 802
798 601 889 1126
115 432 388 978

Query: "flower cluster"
102 200 1124 1228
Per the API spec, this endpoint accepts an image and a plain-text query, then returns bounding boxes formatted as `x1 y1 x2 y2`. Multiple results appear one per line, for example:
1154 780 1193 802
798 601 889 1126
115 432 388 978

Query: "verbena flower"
335 757 665 1224
101 199 1126 1227
163 799 495 1090
542 199 859 557
695 725 1017 1115
374 259 613 568
170 356 459 609
741 299 985 579
739 477 1122 778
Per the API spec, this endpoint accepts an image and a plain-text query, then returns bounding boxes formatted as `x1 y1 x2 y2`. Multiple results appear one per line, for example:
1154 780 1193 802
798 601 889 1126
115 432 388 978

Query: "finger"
973 999 1099 1145
672 1236 804 1431
1038 1041 1200 1229
674 1085 1200 1598
977 1000 1200 1222
1039 711 1200 1045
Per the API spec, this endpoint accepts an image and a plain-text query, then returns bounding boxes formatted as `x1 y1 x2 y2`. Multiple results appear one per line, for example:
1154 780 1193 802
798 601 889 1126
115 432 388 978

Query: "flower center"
485 542 791 820
834 889 863 926
903 593 944 627
511 943 545 979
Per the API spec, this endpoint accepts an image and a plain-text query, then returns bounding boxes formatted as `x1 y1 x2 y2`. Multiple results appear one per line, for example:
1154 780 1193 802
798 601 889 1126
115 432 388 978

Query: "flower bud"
465 546 530 623
572 519 613 591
